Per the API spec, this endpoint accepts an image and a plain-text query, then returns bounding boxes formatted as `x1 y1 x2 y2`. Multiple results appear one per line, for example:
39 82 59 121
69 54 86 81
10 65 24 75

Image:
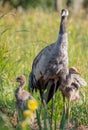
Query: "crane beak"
61 10 69 16
61 11 66 16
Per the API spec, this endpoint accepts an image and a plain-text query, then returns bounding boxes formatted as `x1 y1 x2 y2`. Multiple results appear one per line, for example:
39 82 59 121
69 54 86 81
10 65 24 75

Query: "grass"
0 8 88 129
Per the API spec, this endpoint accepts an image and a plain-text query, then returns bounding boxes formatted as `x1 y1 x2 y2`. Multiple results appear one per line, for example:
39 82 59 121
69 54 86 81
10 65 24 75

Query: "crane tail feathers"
29 72 37 92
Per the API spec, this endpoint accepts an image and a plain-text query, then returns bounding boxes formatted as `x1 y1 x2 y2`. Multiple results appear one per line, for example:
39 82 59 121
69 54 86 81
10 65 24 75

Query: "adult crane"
29 9 69 113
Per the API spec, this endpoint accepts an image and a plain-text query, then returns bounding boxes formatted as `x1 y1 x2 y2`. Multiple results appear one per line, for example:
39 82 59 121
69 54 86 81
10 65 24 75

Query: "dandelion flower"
28 100 38 111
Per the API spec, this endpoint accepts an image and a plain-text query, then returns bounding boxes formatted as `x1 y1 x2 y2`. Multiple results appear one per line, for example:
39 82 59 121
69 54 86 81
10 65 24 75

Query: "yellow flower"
23 110 34 118
27 99 38 111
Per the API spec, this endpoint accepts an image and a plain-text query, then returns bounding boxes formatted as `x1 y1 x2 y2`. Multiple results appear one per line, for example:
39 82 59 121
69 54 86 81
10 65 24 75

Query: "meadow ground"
0 8 88 130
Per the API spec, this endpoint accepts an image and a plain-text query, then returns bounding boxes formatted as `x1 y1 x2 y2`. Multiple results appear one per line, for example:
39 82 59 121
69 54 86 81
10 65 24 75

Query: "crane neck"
59 16 67 34
56 16 68 47
19 81 26 89
15 82 25 96
16 82 26 93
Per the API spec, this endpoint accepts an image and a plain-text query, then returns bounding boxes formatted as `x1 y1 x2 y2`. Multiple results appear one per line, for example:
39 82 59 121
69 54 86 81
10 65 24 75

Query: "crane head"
61 9 69 17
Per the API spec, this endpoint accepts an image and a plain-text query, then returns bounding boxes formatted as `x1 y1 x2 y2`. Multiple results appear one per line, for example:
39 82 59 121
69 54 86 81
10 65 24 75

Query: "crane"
29 9 69 119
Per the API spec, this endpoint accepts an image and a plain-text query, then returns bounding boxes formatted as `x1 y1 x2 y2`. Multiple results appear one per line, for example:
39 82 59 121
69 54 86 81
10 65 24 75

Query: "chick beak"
10 78 17 82
70 67 80 75
74 70 80 75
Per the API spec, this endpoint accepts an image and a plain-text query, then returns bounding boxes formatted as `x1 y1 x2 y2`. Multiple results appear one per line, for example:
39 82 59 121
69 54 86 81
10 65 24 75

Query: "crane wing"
73 74 87 87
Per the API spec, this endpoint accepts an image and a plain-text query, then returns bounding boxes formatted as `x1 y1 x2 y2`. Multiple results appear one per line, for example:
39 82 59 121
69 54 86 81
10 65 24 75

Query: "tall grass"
0 9 88 129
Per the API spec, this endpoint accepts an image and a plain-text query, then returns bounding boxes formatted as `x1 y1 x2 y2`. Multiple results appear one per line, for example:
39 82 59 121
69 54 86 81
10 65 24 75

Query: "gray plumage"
60 67 87 101
29 9 69 104
59 67 87 124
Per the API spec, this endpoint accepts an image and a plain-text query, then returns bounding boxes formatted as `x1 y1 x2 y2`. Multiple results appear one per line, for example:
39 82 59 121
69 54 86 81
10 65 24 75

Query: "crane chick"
59 67 87 124
12 75 33 111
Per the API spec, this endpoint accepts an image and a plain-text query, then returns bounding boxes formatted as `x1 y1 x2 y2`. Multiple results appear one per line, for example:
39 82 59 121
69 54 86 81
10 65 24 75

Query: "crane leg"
40 88 46 105
51 80 57 123
67 99 70 127
63 95 66 114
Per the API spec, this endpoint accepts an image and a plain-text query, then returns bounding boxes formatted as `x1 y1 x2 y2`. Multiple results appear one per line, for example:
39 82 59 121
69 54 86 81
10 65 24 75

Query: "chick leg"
67 98 70 127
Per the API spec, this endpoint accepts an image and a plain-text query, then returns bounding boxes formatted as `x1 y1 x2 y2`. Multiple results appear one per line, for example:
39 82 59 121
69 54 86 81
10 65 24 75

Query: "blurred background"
0 0 88 130
0 0 88 13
